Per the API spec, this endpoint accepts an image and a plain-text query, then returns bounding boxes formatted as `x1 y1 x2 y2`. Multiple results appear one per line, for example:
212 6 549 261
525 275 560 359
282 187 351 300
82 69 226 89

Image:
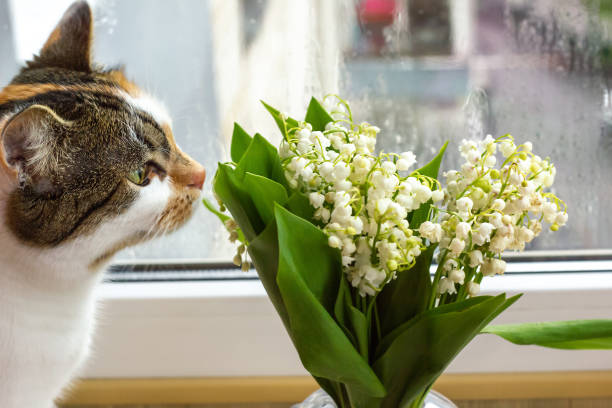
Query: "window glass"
0 0 609 265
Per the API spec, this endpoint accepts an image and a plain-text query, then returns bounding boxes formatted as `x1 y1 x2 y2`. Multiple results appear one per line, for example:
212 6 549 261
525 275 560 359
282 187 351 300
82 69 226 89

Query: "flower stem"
428 250 447 310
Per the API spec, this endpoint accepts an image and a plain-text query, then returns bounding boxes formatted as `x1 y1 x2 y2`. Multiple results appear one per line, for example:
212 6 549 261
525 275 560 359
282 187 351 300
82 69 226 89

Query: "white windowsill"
83 262 612 379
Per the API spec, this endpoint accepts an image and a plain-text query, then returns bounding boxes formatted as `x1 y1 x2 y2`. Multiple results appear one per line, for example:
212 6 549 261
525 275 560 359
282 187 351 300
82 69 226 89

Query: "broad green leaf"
376 245 435 340
213 164 264 241
230 123 252 163
236 133 287 189
375 295 492 360
202 197 245 242
482 319 612 349
373 294 520 408
275 204 386 398
243 173 288 225
334 275 369 360
414 141 448 179
261 100 299 140
247 221 290 331
275 204 342 312
314 377 343 408
409 141 448 229
286 191 316 222
305 97 334 131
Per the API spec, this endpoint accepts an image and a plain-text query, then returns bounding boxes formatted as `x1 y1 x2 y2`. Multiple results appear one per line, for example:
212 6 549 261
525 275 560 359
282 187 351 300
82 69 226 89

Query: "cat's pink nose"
188 166 206 190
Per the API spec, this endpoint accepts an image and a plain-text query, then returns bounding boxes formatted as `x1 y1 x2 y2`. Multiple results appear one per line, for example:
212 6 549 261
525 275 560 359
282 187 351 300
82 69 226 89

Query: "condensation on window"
0 0 609 261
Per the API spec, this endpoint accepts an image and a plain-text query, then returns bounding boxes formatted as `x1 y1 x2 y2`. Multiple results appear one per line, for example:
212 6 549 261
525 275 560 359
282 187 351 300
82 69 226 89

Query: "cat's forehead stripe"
0 83 94 106
119 91 172 129
0 84 171 154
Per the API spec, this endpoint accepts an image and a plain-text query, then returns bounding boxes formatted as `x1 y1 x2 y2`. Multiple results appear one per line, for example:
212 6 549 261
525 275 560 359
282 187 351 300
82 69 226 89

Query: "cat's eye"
127 166 152 186
127 162 166 186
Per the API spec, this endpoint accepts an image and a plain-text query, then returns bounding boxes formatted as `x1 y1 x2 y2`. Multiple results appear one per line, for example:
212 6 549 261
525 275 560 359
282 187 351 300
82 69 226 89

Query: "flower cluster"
279 97 566 299
280 96 442 296
422 135 567 298
222 215 251 272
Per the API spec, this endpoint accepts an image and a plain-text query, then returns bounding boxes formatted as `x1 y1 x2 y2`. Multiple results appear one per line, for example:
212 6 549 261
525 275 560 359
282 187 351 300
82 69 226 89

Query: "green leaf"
213 164 264 241
243 173 288 225
230 123 253 163
286 191 316 222
482 319 612 349
261 100 299 140
305 97 334 131
375 295 491 360
275 204 342 313
376 245 435 340
202 197 245 242
236 133 287 189
334 274 369 360
414 141 448 179
247 221 291 331
373 294 520 408
409 141 448 229
274 204 386 398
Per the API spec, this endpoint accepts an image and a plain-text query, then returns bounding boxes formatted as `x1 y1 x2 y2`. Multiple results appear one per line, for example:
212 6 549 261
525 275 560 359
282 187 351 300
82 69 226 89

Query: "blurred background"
0 0 610 267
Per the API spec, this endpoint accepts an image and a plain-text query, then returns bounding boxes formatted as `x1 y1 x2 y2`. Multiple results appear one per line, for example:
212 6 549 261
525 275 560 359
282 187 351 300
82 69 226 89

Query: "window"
0 0 609 272
2 0 609 382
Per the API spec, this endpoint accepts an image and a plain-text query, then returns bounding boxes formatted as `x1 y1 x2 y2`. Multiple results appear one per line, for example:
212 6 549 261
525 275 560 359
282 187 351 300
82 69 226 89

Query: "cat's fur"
0 2 206 407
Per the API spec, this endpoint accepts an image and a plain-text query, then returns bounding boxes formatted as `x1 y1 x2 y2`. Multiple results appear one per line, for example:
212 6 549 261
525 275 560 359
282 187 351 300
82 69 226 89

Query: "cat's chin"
153 189 201 235
88 193 200 270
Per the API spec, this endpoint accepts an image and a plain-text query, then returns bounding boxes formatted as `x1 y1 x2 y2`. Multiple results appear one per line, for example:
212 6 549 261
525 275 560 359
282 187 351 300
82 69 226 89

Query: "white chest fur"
0 221 104 408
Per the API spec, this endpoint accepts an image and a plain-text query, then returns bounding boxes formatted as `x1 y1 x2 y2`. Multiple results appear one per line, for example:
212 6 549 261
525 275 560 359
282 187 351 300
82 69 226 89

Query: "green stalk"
332 382 349 408
427 250 448 310
373 301 382 346
456 265 476 302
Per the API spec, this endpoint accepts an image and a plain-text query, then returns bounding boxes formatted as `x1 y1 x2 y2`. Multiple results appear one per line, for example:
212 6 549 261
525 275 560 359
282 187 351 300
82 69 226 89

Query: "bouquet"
204 96 612 408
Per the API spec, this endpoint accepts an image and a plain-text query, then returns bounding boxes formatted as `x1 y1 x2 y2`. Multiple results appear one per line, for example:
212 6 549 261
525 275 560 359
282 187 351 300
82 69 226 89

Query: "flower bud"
468 250 484 267
481 258 506 276
455 222 471 240
432 189 444 202
555 212 568 226
224 219 237 231
449 269 465 284
387 260 399 271
456 197 474 213
233 254 242 266
438 277 457 295
328 235 342 249
308 192 325 209
449 238 466 256
491 199 505 211
467 281 480 297
474 179 491 193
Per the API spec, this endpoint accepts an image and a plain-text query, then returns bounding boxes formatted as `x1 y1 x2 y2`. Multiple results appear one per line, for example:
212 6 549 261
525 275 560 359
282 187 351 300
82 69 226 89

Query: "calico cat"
0 2 206 407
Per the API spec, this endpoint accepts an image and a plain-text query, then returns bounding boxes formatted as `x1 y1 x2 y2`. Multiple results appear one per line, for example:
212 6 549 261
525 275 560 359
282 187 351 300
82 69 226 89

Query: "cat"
0 2 206 407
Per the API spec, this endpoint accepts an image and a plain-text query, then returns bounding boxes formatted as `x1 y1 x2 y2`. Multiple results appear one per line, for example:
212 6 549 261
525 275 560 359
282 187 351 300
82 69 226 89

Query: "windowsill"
84 261 612 378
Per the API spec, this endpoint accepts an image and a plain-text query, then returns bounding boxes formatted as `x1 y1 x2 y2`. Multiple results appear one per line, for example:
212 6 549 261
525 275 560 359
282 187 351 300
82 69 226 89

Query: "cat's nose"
187 165 206 190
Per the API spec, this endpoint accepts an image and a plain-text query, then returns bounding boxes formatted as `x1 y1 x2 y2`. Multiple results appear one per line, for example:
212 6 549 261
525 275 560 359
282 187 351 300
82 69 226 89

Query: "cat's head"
0 1 206 267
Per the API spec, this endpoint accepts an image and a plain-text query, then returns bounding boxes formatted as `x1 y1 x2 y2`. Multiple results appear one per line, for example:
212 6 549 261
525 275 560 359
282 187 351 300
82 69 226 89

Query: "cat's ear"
26 1 93 72
1 105 69 194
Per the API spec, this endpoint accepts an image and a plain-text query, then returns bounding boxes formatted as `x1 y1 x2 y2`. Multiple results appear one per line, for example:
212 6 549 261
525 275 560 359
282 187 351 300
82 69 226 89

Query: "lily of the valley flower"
277 96 566 299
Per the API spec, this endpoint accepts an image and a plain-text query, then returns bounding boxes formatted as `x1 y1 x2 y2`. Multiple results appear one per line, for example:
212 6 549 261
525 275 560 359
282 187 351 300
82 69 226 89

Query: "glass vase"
292 388 457 408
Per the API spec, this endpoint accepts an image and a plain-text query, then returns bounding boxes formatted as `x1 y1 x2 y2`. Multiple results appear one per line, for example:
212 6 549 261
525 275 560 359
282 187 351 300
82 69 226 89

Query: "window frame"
84 258 612 379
